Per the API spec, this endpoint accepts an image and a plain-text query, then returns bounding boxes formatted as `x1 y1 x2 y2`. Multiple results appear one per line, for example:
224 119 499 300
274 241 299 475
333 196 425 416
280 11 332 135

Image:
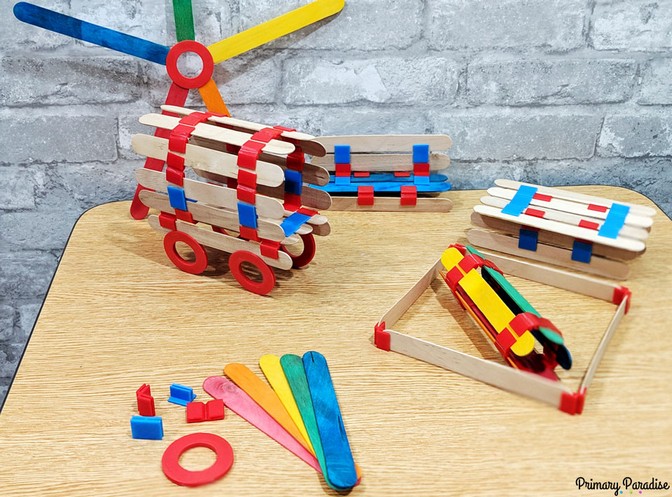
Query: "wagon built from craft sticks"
131 105 332 295
468 180 656 280
374 244 631 414
311 135 453 212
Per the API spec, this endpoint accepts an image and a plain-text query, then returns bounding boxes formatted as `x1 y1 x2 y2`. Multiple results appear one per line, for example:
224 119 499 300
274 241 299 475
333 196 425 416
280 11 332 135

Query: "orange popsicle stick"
198 78 230 116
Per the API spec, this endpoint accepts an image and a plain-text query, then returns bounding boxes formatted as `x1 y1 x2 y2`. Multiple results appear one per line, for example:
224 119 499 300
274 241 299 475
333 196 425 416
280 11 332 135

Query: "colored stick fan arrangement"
203 352 360 491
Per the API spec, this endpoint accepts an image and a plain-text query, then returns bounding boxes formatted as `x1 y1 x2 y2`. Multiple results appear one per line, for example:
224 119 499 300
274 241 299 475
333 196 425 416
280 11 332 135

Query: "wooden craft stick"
329 196 453 213
495 179 657 218
162 105 326 156
224 364 314 455
259 355 314 454
481 195 650 241
202 376 321 472
312 152 450 172
471 212 641 261
475 248 625 302
303 352 358 491
136 169 284 219
147 216 294 270
316 135 453 153
579 298 628 391
139 190 289 243
466 229 630 280
474 205 645 253
486 187 654 230
139 113 295 155
132 134 285 187
194 169 333 211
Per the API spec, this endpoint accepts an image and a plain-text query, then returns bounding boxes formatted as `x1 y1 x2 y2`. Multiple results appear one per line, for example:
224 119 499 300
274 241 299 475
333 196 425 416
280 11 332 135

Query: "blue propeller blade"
13 2 170 65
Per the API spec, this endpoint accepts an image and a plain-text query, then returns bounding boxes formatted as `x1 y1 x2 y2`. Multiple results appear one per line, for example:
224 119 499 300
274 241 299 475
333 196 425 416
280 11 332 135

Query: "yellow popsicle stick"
207 0 345 64
224 363 315 455
198 78 230 116
259 355 314 454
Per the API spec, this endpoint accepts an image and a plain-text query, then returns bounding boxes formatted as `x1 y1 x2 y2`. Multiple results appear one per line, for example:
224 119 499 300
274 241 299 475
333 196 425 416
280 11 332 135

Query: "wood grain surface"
0 187 670 497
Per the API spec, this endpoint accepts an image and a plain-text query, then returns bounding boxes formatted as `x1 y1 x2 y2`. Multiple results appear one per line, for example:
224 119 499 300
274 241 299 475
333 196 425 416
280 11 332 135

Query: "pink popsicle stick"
203 376 321 473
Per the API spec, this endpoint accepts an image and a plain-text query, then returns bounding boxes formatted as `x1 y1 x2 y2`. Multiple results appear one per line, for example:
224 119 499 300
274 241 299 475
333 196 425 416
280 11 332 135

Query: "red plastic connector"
559 388 587 415
174 209 194 224
285 149 305 172
166 167 185 186
238 226 259 242
335 163 351 177
374 322 390 351
587 203 608 213
533 193 553 202
579 219 600 231
260 240 281 259
393 171 411 178
186 399 225 423
400 186 417 206
612 285 632 314
136 384 156 417
524 208 545 218
237 169 257 189
159 212 177 231
237 185 257 204
237 141 266 170
413 162 430 176
251 127 283 143
357 186 375 206
354 171 370 178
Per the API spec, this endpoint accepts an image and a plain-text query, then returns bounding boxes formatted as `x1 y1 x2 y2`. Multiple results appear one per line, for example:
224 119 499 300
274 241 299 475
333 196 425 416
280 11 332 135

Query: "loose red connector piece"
136 384 156 417
374 322 390 351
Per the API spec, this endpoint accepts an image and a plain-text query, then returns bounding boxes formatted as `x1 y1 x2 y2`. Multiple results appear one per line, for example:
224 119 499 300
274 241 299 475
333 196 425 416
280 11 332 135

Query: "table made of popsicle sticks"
0 187 671 497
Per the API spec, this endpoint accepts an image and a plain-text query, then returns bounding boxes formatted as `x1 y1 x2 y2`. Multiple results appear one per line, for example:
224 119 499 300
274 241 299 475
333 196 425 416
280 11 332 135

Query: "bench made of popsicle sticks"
310 135 453 212
373 243 631 415
467 180 657 280
131 106 333 295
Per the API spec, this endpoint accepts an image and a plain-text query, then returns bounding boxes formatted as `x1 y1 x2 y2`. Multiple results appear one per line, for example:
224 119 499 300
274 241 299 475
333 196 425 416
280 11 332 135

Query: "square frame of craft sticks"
372 249 631 415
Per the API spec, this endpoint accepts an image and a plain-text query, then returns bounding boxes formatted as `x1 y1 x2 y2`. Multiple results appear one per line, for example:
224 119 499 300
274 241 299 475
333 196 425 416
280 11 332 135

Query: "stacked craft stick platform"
204 353 359 491
468 180 656 280
311 135 453 212
132 105 333 295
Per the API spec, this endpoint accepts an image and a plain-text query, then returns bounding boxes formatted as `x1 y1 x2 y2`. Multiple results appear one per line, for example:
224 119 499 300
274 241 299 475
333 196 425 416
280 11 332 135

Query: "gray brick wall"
1 0 670 407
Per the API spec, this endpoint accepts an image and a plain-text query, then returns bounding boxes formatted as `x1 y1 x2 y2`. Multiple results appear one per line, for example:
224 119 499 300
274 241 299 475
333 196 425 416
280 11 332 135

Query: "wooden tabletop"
1 187 671 497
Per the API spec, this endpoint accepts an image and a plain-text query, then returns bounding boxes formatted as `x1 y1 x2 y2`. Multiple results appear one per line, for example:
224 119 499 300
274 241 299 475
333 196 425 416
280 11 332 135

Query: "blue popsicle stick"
14 2 170 65
316 180 452 194
336 172 449 184
303 352 357 491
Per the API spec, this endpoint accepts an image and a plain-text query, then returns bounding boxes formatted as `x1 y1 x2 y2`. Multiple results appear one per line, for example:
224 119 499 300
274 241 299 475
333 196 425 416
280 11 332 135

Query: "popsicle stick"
147 216 294 270
139 113 295 155
198 79 230 116
259 355 314 454
139 190 290 243
303 352 357 490
466 229 630 280
481 195 650 241
317 135 453 153
321 181 451 194
495 179 657 218
207 0 345 64
13 2 169 64
312 152 450 172
163 105 325 156
486 187 653 230
329 196 453 212
172 0 195 41
136 169 284 219
132 134 285 187
474 205 645 253
224 364 313 455
202 376 321 472
471 212 640 261
193 169 332 210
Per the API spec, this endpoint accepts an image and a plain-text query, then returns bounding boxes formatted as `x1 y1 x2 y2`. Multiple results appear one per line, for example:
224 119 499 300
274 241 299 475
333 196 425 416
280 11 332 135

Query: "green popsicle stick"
172 0 195 41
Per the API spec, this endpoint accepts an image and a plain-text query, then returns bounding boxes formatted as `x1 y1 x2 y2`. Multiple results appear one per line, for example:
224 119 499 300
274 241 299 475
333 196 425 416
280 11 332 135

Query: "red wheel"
164 230 208 275
162 433 234 487
229 251 275 295
281 233 316 269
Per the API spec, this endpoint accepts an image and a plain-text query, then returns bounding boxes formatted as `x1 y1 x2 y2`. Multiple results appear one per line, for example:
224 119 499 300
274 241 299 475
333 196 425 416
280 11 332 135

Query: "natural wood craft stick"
471 212 641 260
132 134 285 187
474 248 625 302
329 196 453 212
481 195 649 241
194 169 332 211
487 187 654 230
139 113 295 155
140 190 290 243
495 179 658 218
579 298 628 392
312 152 450 172
136 168 284 220
474 205 645 253
147 216 294 270
316 135 453 153
162 105 327 157
189 136 330 187
466 229 630 280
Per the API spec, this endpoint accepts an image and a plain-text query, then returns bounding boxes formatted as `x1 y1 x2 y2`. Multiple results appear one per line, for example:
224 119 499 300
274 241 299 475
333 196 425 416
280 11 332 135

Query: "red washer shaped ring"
163 230 209 275
229 250 276 295
165 40 214 89
162 432 234 487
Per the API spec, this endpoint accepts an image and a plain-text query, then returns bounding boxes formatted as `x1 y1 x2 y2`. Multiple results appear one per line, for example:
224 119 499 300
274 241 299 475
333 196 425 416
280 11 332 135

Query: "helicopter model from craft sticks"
13 0 346 221
313 135 453 212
